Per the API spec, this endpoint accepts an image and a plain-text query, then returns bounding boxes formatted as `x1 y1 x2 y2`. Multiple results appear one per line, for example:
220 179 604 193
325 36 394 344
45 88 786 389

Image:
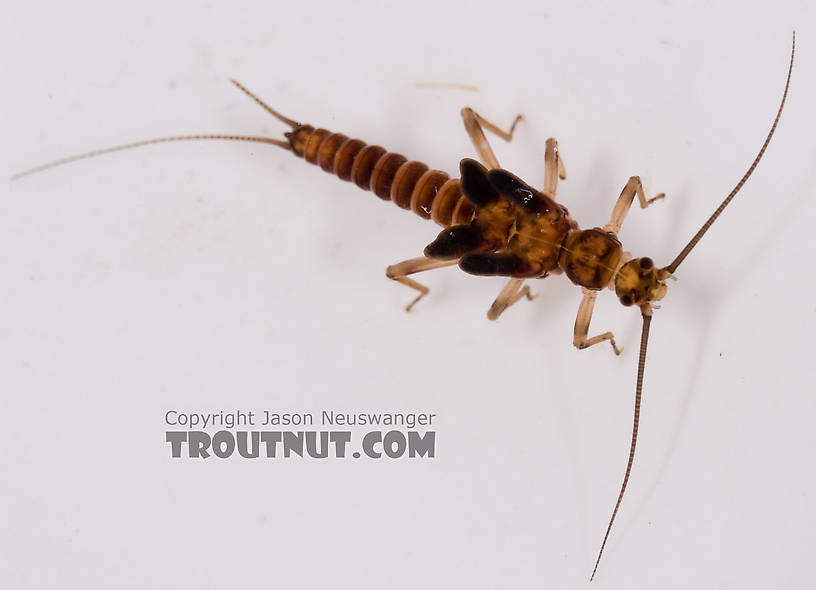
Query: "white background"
2 1 815 588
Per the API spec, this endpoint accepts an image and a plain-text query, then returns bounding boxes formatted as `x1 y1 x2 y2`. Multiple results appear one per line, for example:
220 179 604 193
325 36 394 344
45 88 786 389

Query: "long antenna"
11 80 299 181
665 32 794 275
590 309 652 581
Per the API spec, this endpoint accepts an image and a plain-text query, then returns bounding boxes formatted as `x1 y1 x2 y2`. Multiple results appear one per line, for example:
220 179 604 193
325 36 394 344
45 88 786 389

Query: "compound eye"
619 294 634 307
639 257 654 270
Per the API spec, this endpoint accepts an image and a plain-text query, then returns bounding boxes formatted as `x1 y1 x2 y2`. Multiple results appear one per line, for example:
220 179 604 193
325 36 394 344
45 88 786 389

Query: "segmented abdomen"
288 125 473 227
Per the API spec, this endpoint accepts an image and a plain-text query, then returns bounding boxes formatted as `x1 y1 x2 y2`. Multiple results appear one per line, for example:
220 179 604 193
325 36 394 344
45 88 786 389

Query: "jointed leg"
460 108 568 202
487 278 536 320
386 256 460 312
542 138 567 198
573 288 621 355
460 107 523 169
604 176 665 235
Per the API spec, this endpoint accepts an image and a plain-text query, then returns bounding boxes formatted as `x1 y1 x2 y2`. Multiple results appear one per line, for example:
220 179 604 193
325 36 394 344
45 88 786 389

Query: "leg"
386 256 459 312
460 107 523 169
461 108 567 201
542 137 567 198
573 288 621 355
486 278 536 320
604 176 665 235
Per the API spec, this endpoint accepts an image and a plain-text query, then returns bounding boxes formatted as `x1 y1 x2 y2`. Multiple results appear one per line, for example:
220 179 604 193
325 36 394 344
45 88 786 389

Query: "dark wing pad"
459 159 502 207
424 224 485 260
459 252 530 276
487 169 558 214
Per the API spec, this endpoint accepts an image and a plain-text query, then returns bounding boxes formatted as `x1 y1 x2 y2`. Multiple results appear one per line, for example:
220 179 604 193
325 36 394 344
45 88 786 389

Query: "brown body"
288 124 629 294
287 125 474 226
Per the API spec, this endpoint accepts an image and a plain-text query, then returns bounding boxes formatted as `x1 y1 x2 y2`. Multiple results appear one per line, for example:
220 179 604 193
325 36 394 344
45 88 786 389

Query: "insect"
12 34 795 580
